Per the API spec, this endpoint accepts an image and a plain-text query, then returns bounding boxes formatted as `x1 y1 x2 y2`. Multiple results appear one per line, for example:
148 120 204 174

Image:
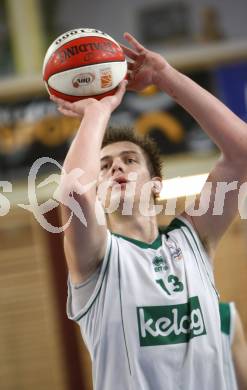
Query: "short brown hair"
102 127 162 178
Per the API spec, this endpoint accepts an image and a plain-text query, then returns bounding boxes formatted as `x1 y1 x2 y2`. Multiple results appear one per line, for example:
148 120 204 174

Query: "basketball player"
220 302 247 390
51 33 247 389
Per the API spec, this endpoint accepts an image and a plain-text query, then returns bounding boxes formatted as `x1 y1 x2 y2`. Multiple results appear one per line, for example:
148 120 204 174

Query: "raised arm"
51 81 127 284
121 32 247 255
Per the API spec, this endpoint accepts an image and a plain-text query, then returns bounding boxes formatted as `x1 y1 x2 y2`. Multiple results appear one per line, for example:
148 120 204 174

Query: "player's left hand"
121 32 169 91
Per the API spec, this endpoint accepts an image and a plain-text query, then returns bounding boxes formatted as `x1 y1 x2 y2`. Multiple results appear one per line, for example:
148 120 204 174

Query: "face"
98 141 156 214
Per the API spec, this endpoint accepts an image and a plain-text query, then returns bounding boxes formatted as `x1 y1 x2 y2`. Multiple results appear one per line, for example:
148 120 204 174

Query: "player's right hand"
50 79 127 118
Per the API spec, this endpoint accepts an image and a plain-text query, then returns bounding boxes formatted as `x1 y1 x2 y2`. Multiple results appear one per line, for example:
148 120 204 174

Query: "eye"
127 158 136 164
101 163 109 170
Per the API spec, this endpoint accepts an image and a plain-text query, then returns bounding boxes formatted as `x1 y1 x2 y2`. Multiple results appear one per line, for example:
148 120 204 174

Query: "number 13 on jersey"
156 274 184 295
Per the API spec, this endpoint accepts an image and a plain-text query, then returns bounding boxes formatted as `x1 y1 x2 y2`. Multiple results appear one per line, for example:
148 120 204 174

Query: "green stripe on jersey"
219 302 231 335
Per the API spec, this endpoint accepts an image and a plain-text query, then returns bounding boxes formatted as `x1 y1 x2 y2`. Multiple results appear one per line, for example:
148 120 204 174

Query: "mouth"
112 176 128 187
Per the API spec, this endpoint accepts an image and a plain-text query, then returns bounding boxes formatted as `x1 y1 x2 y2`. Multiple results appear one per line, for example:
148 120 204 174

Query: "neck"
107 212 159 244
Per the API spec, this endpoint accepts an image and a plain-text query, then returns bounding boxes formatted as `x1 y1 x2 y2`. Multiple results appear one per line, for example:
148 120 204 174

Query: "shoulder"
160 215 204 247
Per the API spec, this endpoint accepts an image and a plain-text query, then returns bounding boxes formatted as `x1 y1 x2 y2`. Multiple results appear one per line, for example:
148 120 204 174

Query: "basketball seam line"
53 36 120 52
46 59 126 80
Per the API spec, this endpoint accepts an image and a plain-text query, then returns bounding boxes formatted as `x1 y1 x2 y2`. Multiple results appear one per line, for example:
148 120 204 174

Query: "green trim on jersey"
175 217 219 301
112 231 162 249
161 217 188 234
112 217 184 249
117 244 132 375
219 302 231 335
76 240 112 321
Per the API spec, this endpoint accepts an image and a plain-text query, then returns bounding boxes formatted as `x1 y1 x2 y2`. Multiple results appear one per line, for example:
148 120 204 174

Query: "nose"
111 157 125 175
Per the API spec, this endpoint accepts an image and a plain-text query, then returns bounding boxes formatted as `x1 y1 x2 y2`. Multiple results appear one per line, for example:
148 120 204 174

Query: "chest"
118 235 206 305
117 234 220 341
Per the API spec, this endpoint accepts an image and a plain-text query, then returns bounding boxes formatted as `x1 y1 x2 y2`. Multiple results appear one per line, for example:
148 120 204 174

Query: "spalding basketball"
43 28 127 102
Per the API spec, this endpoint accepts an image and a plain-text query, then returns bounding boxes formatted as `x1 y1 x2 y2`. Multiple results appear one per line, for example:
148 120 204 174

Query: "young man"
52 33 247 389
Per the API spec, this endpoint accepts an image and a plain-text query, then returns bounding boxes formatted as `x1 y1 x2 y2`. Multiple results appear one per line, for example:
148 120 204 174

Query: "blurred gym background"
0 0 247 389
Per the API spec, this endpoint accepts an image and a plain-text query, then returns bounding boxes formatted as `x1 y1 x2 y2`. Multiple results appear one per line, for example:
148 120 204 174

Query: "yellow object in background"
139 85 159 96
5 0 45 75
135 111 185 143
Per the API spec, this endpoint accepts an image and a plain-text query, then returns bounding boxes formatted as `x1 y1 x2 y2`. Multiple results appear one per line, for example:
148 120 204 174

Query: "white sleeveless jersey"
219 302 238 390
67 216 227 390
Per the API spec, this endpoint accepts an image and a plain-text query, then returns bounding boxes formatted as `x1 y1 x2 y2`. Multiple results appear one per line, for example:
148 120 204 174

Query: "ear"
151 177 163 197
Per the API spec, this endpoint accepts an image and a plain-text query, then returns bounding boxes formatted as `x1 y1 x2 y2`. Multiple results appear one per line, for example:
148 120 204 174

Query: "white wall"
54 0 247 43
